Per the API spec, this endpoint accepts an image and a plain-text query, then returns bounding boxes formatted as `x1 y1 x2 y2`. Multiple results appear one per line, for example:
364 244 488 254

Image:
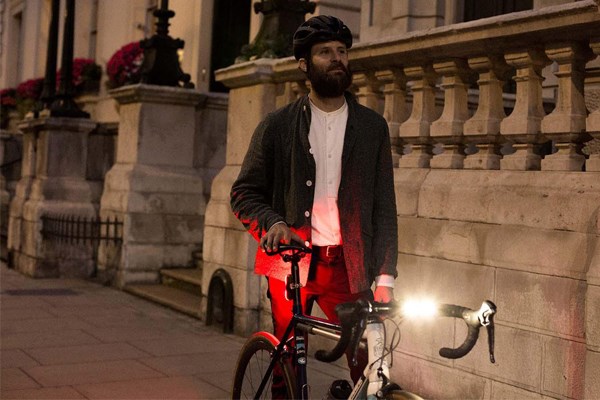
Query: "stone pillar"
500 49 550 171
541 42 593 171
399 64 438 168
353 72 381 112
9 116 98 277
375 68 409 166
463 55 511 170
430 59 473 169
205 59 279 336
97 84 206 287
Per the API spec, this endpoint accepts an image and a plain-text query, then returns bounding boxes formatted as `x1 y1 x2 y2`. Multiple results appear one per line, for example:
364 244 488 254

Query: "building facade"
1 0 600 398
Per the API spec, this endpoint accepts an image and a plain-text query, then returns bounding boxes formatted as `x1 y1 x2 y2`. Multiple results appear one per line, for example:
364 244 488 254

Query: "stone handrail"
216 0 600 172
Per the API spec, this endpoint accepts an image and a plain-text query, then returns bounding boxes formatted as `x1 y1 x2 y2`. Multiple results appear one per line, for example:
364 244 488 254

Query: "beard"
306 60 352 98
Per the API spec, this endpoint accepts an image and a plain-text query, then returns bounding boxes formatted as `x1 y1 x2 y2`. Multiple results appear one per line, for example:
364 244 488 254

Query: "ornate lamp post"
49 0 89 118
237 0 316 62
39 0 60 111
139 0 194 88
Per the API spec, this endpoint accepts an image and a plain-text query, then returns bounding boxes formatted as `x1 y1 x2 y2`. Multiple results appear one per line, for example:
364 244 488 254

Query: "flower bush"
1 88 17 128
57 58 102 94
1 88 17 108
16 78 44 101
106 41 144 89
15 78 44 118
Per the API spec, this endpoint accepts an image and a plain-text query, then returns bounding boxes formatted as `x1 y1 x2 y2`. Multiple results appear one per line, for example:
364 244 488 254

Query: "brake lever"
477 301 497 364
486 323 495 363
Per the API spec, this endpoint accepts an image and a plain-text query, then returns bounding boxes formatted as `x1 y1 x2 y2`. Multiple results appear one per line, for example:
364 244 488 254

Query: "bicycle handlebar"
264 243 312 257
314 299 497 364
439 300 496 362
315 299 395 365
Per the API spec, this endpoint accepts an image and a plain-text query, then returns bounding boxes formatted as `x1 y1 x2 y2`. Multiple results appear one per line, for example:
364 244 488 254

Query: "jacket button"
304 211 310 217
306 180 312 187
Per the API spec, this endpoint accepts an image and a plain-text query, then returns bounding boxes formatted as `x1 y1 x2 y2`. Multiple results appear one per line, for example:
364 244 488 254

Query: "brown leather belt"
312 245 343 259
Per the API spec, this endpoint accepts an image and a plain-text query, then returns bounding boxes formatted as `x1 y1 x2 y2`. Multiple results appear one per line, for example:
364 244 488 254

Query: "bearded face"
305 45 353 98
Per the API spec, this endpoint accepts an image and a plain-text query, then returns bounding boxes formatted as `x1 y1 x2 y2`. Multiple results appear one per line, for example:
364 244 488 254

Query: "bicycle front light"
401 298 438 319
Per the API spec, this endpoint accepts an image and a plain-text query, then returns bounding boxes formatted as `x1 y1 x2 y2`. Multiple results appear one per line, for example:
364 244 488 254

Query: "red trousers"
267 248 371 383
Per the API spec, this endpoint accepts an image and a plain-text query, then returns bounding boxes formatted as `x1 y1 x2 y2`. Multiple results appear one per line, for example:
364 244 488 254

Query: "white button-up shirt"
308 99 347 246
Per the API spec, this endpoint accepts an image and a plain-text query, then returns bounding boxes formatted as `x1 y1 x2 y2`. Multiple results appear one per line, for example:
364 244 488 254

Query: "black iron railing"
41 214 122 245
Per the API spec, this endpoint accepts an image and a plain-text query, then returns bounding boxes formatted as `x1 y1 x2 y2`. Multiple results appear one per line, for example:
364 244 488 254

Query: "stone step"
125 284 202 319
160 267 203 286
160 267 203 297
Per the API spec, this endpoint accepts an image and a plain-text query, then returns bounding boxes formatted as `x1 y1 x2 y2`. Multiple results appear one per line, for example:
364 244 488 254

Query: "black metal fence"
41 214 123 245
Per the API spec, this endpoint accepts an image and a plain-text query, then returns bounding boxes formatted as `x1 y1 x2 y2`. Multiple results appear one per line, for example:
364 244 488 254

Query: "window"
209 0 251 92
463 0 533 22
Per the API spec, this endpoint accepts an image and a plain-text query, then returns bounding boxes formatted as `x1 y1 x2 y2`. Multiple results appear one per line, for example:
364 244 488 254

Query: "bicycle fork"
349 320 390 400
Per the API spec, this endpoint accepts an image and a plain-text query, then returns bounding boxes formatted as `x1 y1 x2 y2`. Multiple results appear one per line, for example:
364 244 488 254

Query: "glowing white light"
402 299 438 319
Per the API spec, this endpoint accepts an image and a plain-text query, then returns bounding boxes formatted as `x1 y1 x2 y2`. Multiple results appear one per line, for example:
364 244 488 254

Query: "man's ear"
298 58 308 73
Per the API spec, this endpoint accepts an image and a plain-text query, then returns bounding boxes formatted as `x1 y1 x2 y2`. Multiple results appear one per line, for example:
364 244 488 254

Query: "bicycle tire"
384 389 425 400
232 332 297 399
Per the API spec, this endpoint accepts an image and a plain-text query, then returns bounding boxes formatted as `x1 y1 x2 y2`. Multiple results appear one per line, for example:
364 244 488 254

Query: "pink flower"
1 88 17 107
106 41 144 88
56 58 102 92
16 78 44 100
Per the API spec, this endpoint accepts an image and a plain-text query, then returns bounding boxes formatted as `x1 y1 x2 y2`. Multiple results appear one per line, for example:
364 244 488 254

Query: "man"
230 15 398 385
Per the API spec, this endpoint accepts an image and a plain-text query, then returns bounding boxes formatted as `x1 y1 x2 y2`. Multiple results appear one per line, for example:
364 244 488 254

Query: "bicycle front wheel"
232 331 296 399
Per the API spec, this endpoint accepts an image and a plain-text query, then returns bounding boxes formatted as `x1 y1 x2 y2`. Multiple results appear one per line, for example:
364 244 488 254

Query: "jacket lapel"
298 97 316 173
341 94 359 172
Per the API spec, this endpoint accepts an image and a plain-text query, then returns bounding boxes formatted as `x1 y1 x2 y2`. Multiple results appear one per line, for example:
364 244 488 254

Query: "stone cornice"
215 0 600 89
108 84 206 106
17 115 97 134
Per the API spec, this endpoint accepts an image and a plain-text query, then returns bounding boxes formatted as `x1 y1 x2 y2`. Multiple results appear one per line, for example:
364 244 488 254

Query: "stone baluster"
500 49 550 170
276 80 309 109
430 59 473 169
353 72 381 113
399 65 438 168
463 55 512 170
375 68 409 166
585 39 600 172
291 80 309 99
541 42 593 171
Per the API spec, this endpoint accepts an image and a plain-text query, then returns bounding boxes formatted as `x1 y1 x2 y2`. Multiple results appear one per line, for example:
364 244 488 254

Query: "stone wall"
210 2 600 398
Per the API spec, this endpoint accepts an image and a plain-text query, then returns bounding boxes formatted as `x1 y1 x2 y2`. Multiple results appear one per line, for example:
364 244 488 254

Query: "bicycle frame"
253 246 397 400
254 248 343 399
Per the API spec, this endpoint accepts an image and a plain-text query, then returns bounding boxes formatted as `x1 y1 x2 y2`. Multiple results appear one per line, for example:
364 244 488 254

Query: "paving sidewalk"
0 263 348 399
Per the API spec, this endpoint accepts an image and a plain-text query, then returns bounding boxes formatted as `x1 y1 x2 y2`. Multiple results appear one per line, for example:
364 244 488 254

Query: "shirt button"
306 180 312 187
304 211 310 217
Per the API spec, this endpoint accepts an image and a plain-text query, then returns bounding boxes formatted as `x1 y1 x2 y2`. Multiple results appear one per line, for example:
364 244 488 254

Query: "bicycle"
231 244 497 399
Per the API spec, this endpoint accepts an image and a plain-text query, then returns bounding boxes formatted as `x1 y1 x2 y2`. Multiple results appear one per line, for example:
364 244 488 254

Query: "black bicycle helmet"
293 15 353 60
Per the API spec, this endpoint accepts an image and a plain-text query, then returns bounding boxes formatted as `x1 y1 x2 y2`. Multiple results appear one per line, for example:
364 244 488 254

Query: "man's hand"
260 223 304 252
374 285 394 303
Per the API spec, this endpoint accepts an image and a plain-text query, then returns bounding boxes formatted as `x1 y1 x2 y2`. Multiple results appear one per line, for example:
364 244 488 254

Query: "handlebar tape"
264 243 312 256
438 304 482 359
315 301 363 363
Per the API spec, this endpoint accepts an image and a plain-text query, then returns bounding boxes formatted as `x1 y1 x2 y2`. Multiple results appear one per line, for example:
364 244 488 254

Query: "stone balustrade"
220 1 600 173
212 2 600 398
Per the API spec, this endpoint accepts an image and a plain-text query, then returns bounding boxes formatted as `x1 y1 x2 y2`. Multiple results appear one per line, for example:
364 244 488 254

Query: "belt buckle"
326 246 337 258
